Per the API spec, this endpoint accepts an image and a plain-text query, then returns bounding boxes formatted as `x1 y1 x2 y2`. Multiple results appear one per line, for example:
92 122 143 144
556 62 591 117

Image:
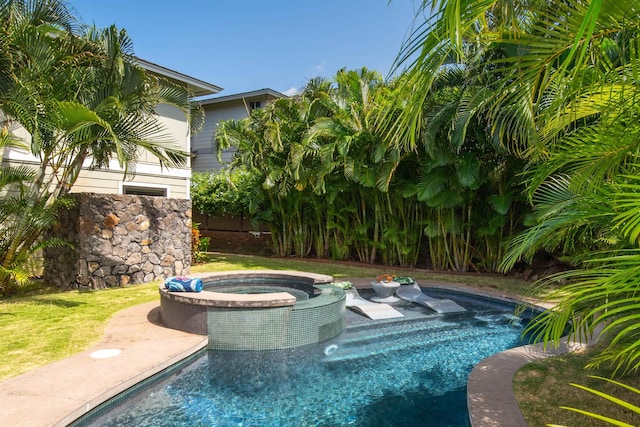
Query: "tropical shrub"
214 67 529 270
191 167 262 218
395 0 640 373
191 224 210 264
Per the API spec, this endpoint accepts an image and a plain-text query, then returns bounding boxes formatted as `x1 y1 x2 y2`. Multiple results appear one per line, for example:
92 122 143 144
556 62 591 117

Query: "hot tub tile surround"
159 270 346 350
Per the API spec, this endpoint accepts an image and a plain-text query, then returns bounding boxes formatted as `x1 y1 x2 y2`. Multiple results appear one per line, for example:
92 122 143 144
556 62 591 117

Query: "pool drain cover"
90 349 122 359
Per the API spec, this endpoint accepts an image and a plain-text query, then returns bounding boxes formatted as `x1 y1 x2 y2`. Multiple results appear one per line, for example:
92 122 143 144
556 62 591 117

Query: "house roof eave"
135 57 223 97
199 88 287 105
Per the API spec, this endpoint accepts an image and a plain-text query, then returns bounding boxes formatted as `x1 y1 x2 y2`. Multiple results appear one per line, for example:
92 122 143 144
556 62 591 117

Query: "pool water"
205 277 323 302
85 290 534 427
215 285 313 301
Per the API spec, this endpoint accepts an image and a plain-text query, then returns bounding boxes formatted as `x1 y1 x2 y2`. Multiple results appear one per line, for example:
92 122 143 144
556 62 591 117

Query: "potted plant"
394 276 416 286
371 274 401 302
331 280 354 290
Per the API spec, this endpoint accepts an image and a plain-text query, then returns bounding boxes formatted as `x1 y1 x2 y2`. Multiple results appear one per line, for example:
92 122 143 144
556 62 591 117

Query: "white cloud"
282 87 299 96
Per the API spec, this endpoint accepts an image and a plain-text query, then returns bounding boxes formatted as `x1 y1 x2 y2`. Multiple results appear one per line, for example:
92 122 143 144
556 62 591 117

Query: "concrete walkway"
0 302 207 427
0 283 586 427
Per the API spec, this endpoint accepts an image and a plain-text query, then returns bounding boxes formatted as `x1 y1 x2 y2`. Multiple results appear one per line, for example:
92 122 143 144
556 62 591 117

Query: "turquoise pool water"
82 289 535 427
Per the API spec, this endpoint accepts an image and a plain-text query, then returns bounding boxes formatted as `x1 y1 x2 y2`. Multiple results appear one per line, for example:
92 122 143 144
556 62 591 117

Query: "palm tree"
304 68 425 265
396 0 640 371
0 127 61 290
216 96 317 257
0 0 203 292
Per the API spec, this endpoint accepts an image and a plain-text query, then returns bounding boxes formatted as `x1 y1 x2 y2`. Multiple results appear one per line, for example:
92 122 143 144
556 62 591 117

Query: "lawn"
2 252 635 426
193 253 535 295
0 281 158 381
514 346 640 426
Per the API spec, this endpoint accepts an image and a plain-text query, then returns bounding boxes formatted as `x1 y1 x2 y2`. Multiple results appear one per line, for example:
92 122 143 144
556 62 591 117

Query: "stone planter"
370 280 401 303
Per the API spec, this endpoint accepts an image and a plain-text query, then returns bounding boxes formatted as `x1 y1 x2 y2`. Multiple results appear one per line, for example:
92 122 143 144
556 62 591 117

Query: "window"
121 185 168 197
249 101 261 111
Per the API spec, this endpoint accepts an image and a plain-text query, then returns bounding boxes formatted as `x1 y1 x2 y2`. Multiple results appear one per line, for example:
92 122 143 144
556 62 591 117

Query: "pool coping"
161 270 333 308
467 335 586 427
0 279 590 427
409 281 594 427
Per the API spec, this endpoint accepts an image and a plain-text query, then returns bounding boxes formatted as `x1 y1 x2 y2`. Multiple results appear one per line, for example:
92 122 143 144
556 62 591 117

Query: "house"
76 59 222 199
3 58 222 199
191 88 286 172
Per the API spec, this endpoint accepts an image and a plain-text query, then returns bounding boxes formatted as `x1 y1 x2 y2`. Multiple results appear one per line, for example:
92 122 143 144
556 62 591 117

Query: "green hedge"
191 168 262 218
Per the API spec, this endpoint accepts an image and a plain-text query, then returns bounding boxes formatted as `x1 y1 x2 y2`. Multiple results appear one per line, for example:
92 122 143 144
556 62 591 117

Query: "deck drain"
90 348 122 359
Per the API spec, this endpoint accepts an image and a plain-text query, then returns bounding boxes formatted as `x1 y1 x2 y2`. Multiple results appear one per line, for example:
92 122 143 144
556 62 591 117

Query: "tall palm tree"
217 96 318 257
305 68 420 264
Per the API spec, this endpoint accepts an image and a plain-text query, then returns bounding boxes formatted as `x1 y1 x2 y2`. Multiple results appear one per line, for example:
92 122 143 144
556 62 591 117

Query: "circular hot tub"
159 270 346 351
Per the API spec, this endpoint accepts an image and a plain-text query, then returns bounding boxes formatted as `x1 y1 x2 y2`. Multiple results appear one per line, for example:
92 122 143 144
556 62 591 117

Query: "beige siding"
3 103 192 199
137 104 191 166
73 170 189 199
72 170 121 194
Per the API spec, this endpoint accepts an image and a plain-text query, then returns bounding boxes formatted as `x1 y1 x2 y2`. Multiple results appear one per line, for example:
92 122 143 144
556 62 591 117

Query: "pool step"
344 309 519 333
336 318 460 346
340 311 520 343
322 327 509 363
343 311 469 335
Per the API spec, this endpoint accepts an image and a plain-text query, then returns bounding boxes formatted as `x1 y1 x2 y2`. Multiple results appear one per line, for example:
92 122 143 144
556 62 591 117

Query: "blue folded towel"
165 276 203 292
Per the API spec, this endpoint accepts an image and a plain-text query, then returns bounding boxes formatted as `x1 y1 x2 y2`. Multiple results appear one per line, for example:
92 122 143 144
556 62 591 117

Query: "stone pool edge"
467 335 586 427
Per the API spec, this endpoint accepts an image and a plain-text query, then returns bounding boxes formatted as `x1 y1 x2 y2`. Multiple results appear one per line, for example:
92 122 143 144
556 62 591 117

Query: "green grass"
0 252 531 381
0 281 159 381
195 253 534 295
514 348 640 427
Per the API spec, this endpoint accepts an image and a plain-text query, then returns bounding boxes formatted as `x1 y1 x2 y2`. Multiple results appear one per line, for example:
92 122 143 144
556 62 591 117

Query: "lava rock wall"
44 193 191 289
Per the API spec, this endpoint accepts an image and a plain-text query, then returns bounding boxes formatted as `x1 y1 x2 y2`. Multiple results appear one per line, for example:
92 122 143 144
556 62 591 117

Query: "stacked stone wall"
44 193 191 289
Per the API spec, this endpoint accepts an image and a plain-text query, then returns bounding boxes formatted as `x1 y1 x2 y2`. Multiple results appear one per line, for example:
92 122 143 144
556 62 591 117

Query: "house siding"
191 99 249 172
73 171 190 199
3 103 192 198
192 91 284 173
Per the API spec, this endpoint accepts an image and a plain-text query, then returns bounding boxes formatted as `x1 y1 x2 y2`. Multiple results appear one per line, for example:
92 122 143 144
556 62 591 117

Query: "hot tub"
159 270 345 350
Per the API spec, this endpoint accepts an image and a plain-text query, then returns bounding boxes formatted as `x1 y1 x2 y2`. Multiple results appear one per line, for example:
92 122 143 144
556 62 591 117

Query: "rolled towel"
165 276 203 292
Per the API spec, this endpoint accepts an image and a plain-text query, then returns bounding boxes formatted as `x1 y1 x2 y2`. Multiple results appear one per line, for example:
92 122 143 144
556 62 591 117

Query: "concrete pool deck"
0 281 584 427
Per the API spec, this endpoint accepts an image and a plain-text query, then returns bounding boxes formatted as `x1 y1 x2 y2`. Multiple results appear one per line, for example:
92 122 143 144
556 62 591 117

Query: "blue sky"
70 1 421 97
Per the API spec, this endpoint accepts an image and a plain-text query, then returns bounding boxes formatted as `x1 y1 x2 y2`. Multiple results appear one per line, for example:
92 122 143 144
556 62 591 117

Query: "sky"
70 0 422 97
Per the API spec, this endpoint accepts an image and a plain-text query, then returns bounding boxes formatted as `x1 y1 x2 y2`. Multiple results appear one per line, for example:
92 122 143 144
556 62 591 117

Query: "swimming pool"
77 288 537 427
